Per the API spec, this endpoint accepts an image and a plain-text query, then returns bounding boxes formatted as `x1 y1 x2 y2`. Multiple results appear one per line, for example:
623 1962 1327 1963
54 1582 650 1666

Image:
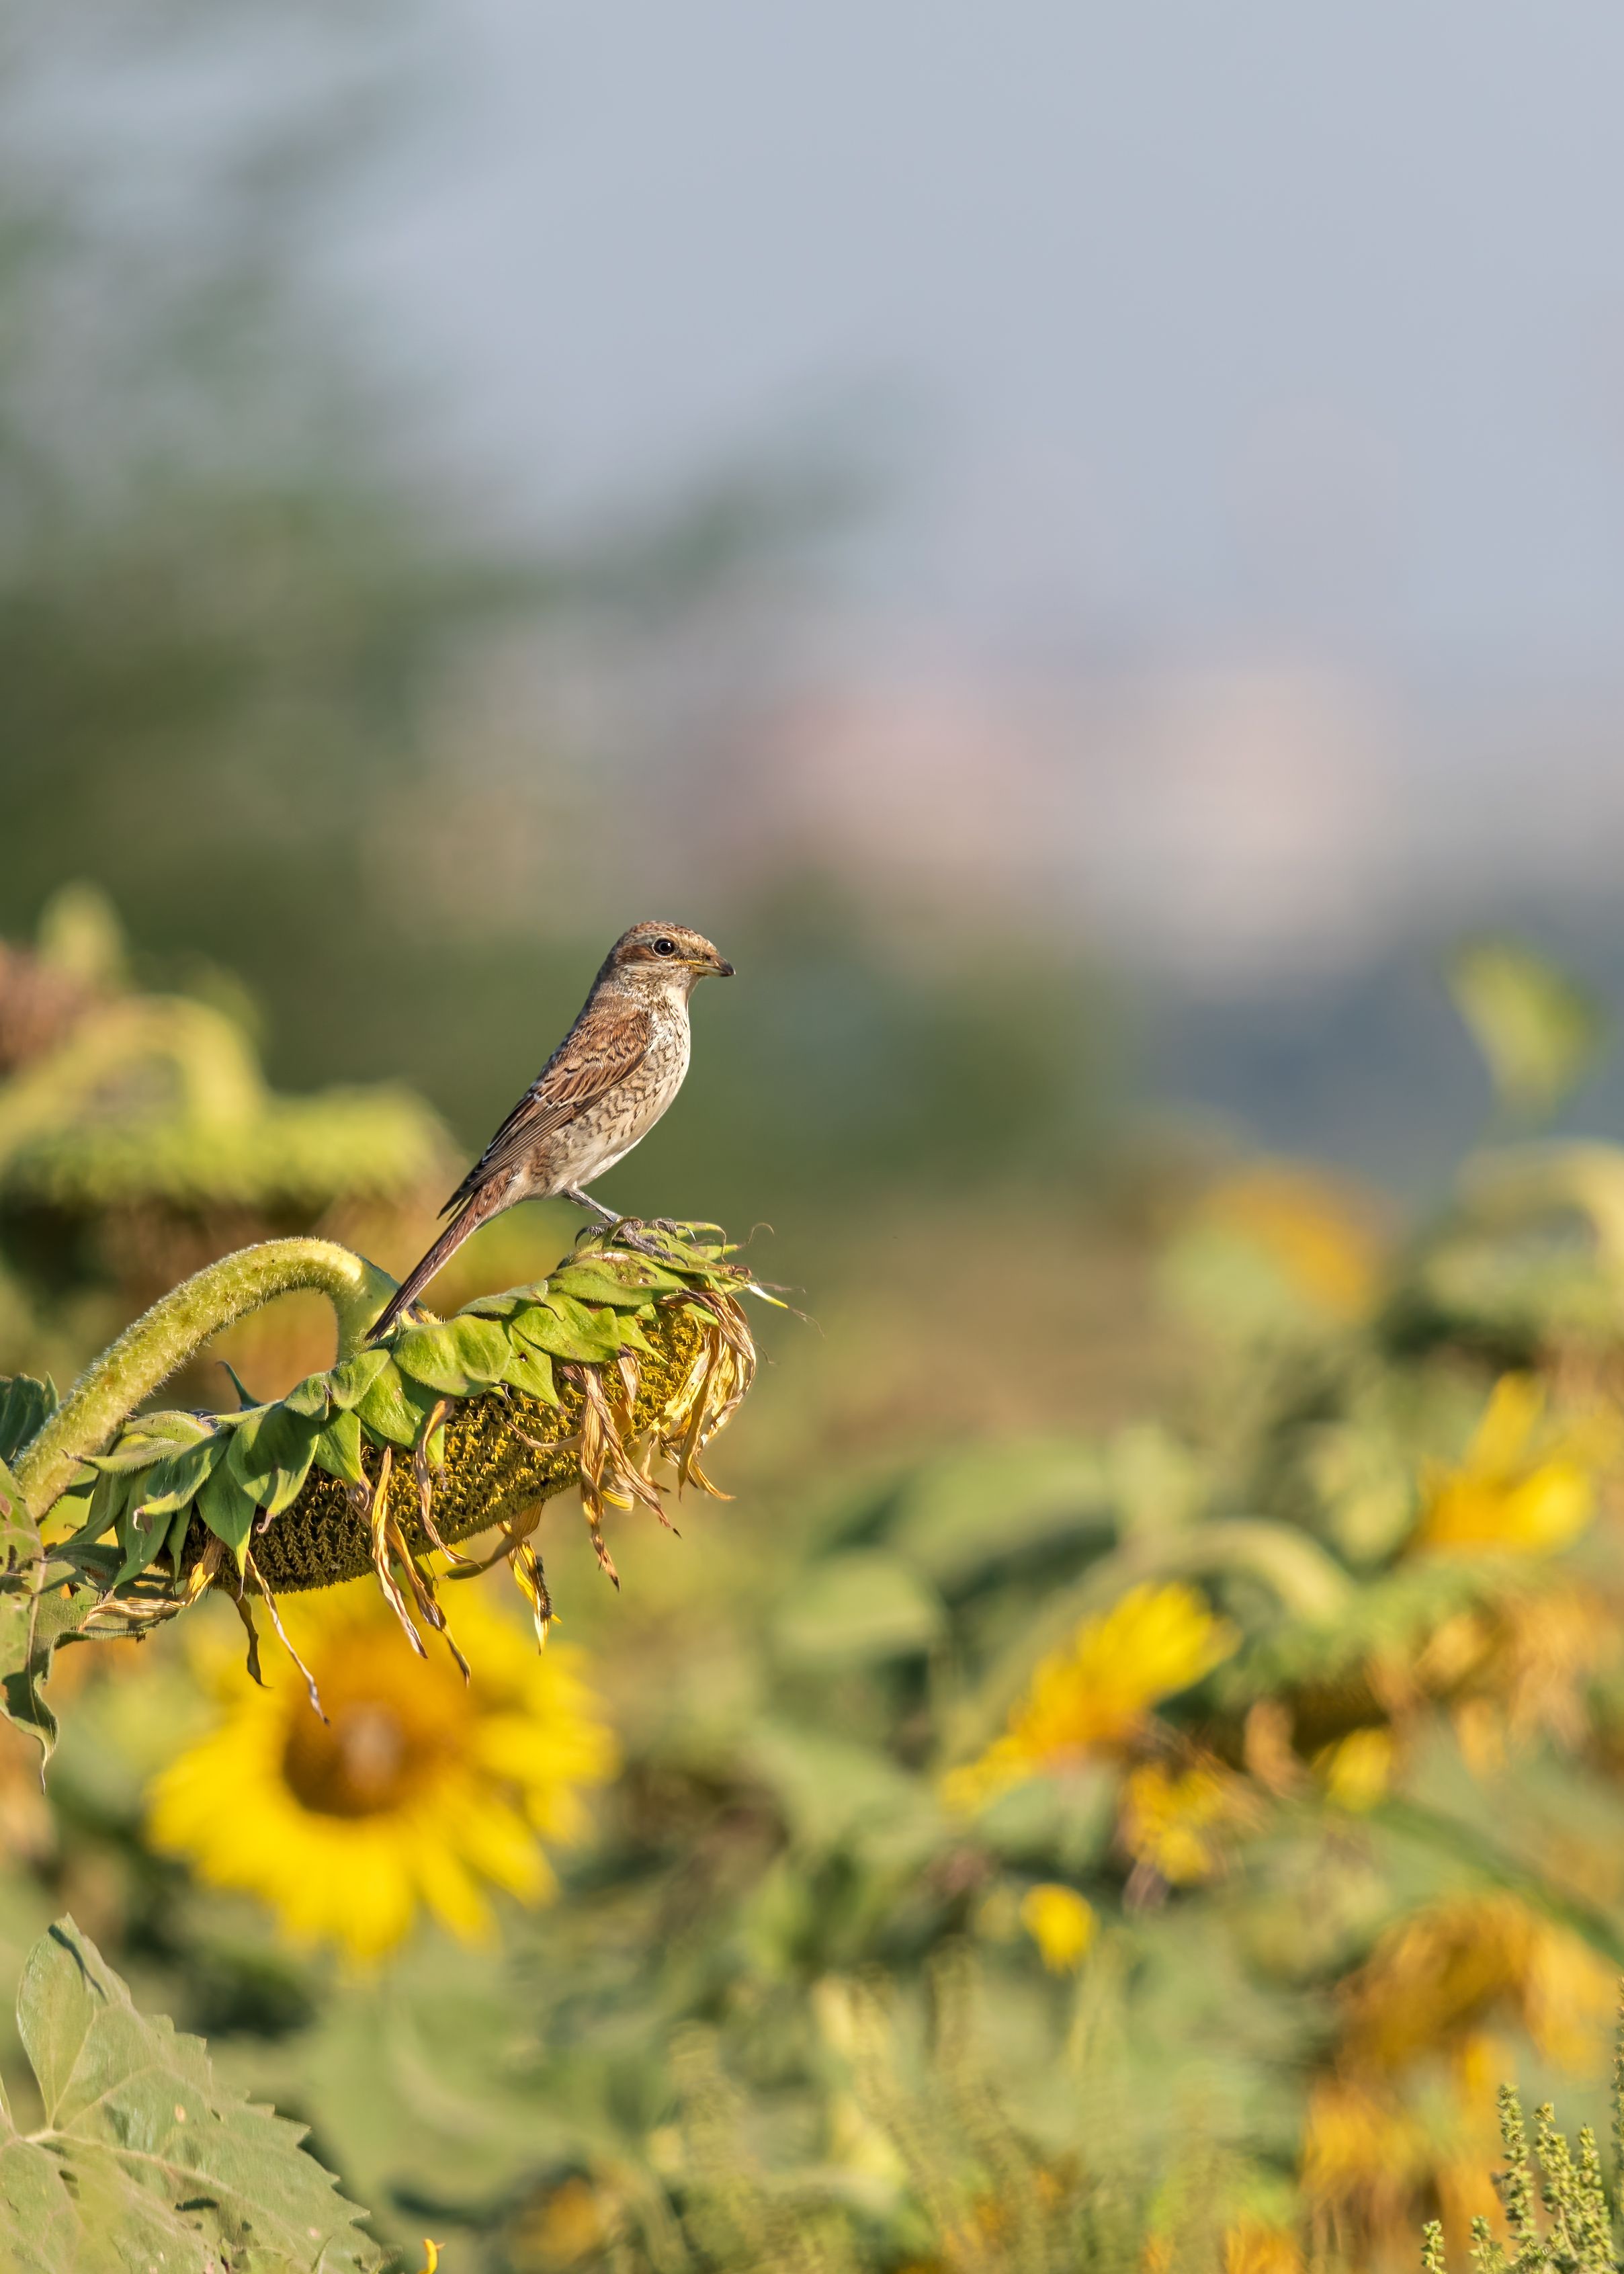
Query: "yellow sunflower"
1018 1883 1097 1973
943 1583 1237 1813
1414 1373 1609 1556
147 1583 617 1962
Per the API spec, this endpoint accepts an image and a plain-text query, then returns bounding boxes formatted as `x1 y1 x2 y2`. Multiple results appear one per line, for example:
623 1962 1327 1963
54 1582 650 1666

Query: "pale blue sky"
344 1 1624 678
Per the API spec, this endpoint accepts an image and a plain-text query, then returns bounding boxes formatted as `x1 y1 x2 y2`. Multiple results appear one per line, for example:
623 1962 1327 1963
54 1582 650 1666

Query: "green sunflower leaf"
550 1259 685 1308
509 1294 621 1363
612 1311 659 1357
392 1316 511 1396
0 1470 93 1761
325 1346 392 1411
85 1464 140 1548
352 1361 440 1449
281 1372 332 1421
0 1457 32 1562
0 1918 382 2273
132 1438 222 1521
501 1342 558 1404
197 1458 257 1571
163 1506 196 1578
0 1374 57 1468
84 1437 178 1476
228 1404 319 1517
459 1287 528 1318
218 1360 263 1411
311 1408 368 1488
128 1410 214 1448
112 1496 173 1588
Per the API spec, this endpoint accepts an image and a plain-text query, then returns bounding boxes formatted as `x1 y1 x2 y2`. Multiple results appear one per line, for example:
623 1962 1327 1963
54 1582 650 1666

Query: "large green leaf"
0 1918 380 2273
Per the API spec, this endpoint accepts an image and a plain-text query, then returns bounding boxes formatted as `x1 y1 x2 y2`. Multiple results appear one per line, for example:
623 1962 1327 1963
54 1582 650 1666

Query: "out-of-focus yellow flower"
1304 2033 1511 2265
1164 1162 1386 1341
1019 1883 1096 1972
1316 1726 1394 1811
1222 2216 1303 2274
148 1583 617 1963
1199 1164 1386 1322
1303 2070 1469 2259
944 1584 1238 1813
1341 1892 1614 2076
1415 1374 1605 1556
1119 1755 1260 1885
509 2177 612 2270
1303 1899 1612 2260
1458 1585 1621 1760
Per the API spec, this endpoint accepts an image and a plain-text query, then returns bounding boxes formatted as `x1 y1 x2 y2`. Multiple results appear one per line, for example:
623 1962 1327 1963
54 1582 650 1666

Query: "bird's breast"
547 1010 691 1179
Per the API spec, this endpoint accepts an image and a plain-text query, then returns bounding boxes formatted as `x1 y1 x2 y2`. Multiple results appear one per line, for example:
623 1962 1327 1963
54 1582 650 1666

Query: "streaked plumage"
369 921 732 1339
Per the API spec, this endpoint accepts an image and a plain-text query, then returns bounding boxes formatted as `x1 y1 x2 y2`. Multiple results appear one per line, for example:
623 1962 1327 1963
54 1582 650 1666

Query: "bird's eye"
652 937 676 956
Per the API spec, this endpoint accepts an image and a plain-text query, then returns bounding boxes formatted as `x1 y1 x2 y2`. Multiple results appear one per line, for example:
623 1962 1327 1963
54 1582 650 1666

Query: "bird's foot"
614 1224 675 1262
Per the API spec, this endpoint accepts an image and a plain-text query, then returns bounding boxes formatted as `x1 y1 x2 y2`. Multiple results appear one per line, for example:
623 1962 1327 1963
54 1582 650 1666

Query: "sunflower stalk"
13 1237 399 1519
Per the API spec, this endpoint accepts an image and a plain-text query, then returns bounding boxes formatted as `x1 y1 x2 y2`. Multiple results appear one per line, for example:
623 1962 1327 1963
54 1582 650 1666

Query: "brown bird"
369 921 734 1339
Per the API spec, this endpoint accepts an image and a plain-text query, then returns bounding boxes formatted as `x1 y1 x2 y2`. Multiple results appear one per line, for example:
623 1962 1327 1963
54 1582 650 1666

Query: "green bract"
0 1222 761 1743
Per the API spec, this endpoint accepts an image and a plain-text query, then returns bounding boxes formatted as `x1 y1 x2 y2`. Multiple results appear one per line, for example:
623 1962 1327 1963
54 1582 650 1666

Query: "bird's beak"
715 958 735 978
691 952 734 976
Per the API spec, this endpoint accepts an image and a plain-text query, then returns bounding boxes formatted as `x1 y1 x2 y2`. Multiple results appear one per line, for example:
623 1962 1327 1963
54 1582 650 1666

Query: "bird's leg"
562 1185 621 1224
561 1185 664 1259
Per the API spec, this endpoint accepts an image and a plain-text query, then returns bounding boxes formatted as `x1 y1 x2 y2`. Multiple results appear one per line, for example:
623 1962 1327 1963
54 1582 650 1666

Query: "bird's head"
603 921 735 994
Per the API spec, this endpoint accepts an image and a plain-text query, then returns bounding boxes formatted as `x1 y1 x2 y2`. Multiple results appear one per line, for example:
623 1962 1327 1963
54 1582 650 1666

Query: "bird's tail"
368 1203 487 1343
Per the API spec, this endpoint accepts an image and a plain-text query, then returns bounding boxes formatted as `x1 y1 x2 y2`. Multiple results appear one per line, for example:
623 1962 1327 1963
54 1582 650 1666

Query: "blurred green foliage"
1447 939 1609 1126
0 882 452 1388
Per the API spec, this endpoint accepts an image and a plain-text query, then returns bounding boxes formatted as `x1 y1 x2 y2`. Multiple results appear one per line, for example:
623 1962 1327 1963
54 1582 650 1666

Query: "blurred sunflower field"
7 919 1624 2274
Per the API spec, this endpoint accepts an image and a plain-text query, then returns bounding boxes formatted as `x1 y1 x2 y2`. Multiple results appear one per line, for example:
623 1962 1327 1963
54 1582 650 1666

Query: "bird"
368 921 734 1341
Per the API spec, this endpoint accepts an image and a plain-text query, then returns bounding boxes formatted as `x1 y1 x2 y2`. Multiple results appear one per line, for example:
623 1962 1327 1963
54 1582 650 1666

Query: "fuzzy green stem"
14 1238 398 1518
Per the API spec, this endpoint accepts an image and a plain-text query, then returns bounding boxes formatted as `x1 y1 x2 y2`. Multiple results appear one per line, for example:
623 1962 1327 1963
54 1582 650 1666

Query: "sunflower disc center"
282 1699 441 1818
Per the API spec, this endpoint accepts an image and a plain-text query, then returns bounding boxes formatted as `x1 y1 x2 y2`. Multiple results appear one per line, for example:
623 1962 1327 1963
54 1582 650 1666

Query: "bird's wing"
441 1001 654 1213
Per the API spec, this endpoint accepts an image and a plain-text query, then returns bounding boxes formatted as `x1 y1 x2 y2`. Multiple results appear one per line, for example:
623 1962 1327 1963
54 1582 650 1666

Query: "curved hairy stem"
14 1238 398 1519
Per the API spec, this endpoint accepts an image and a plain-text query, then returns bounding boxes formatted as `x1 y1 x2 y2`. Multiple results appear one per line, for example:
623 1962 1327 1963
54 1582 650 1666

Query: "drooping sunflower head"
36 1220 763 1688
147 1581 617 1963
